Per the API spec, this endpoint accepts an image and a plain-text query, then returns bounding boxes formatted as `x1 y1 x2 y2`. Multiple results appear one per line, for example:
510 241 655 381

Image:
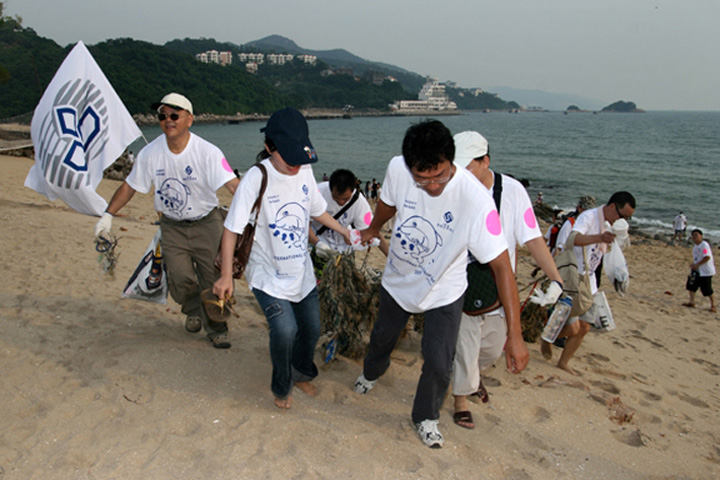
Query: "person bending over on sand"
354 120 526 448
308 168 389 257
213 107 351 409
682 229 716 313
544 191 636 375
548 195 596 257
94 93 239 349
450 131 564 430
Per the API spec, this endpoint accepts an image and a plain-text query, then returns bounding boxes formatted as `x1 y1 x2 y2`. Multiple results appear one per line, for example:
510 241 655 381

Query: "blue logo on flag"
55 105 100 172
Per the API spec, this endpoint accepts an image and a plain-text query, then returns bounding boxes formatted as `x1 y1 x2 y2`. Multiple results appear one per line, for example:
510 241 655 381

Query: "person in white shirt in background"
682 229 716 313
546 192 636 375
673 211 688 244
309 168 388 257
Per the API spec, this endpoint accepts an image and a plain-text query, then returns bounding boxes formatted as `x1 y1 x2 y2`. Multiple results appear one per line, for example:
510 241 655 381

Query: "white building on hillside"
390 77 457 112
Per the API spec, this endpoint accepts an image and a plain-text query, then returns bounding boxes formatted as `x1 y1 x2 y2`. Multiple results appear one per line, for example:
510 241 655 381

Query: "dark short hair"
692 228 703 236
606 191 636 210
401 120 455 172
329 169 357 193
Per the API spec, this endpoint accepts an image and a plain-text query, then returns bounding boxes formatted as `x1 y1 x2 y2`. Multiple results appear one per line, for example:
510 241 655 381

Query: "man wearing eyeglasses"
551 191 636 375
94 93 240 348
353 120 524 448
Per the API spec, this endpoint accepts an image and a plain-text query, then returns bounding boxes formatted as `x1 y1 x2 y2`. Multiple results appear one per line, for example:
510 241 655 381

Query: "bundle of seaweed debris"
318 250 381 361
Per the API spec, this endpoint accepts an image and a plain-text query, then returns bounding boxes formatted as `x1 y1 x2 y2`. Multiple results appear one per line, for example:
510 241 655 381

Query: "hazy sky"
7 0 720 111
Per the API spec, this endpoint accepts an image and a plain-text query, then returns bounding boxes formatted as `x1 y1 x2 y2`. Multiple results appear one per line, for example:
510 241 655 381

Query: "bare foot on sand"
295 381 318 397
557 362 582 376
274 396 292 409
541 340 552 360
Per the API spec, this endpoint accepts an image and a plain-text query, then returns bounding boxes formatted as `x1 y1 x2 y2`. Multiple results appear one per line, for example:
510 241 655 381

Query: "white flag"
25 41 141 216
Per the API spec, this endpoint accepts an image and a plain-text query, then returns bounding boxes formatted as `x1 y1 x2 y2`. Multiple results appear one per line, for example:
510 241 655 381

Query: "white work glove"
315 240 334 259
529 280 564 306
350 229 379 250
94 212 113 238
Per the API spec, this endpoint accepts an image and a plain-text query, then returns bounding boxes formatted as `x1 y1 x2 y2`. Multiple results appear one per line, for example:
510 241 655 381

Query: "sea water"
129 111 720 241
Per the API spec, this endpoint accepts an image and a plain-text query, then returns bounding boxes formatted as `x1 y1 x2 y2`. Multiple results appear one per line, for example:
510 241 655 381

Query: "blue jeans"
252 287 321 399
363 286 463 424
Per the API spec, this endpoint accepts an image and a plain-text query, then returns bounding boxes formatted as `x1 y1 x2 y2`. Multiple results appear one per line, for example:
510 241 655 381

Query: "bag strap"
249 163 268 220
567 231 590 277
492 171 503 213
315 187 360 236
468 172 503 265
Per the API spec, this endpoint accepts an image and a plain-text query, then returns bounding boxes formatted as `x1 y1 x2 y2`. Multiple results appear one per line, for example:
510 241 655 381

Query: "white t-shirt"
224 159 327 302
379 156 508 313
570 207 607 294
489 172 541 270
674 214 687 231
693 240 716 277
311 182 373 252
127 133 235 221
554 218 576 255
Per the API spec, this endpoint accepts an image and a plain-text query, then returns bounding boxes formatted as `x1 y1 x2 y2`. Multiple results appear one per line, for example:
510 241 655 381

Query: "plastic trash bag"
121 229 168 304
586 291 616 332
604 239 629 296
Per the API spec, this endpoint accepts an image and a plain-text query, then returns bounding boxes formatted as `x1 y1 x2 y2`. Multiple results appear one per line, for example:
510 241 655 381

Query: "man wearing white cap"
450 131 563 430
95 93 240 348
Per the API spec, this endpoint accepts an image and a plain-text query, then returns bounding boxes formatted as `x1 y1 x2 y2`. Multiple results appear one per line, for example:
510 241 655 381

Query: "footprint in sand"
612 429 647 447
590 380 620 394
641 390 662 401
677 392 710 408
534 406 551 423
692 358 720 376
112 373 154 405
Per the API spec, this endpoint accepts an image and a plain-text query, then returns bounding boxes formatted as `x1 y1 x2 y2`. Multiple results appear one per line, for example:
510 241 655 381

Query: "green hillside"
0 4 516 119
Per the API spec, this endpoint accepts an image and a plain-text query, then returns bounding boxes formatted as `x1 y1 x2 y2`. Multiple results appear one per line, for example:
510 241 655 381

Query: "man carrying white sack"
546 191 636 374
450 131 564 430
95 93 240 349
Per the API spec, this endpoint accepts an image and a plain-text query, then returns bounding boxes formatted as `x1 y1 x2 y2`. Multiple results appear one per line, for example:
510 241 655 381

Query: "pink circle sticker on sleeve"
486 210 502 236
221 157 233 173
524 207 537 228
363 212 373 226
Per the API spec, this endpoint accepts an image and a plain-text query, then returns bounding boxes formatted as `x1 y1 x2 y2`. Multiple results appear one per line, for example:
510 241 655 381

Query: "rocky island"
601 100 645 113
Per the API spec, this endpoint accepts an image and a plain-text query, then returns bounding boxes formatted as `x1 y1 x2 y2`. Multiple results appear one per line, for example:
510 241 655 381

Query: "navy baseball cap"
261 107 318 166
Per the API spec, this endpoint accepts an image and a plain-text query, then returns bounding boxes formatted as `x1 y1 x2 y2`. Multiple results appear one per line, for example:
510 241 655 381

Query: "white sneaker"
353 373 376 394
415 419 444 448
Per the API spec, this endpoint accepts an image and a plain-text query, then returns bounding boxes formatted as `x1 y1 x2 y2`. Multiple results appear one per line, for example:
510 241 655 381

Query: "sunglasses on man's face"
157 112 182 121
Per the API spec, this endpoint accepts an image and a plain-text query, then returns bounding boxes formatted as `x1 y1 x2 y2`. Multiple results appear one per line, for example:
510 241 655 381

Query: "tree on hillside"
0 1 23 83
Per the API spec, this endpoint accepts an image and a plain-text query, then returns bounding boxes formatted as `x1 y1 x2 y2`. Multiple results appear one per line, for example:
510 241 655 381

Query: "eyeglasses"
412 166 454 188
157 112 182 121
614 203 632 221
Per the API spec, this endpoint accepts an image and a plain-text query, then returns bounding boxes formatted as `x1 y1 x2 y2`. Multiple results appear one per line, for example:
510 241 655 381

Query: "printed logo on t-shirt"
156 178 191 217
185 165 193 175
269 202 308 249
394 215 443 265
302 184 309 196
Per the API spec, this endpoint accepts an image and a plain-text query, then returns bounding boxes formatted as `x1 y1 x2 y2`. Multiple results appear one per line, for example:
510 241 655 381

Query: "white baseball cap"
453 131 489 169
151 92 193 115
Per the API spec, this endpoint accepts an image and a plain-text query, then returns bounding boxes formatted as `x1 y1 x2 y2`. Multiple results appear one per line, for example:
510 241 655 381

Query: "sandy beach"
1 152 719 479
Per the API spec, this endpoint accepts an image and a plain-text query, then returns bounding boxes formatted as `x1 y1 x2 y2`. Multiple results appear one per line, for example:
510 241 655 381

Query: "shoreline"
3 122 717 245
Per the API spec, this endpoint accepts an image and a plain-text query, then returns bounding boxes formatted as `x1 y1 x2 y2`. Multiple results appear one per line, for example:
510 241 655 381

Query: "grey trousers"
160 209 227 336
363 286 464 424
